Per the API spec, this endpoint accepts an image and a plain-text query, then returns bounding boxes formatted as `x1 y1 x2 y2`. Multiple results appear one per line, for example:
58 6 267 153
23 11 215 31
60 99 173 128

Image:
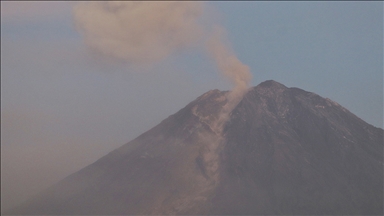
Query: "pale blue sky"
1 1 382 211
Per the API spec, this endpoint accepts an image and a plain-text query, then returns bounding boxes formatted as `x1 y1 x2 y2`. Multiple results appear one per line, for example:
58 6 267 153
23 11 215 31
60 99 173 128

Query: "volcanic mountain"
7 80 383 215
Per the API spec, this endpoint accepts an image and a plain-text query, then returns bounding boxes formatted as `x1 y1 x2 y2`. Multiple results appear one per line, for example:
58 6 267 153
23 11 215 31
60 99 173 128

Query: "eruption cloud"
206 26 252 133
73 1 204 64
73 1 252 191
73 2 251 94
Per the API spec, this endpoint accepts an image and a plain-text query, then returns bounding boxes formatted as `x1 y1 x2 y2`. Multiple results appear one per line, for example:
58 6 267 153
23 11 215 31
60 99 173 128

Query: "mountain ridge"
7 80 383 215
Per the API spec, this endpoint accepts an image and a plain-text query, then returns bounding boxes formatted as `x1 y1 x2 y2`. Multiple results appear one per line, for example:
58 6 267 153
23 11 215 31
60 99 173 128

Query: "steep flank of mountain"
215 80 383 215
7 80 383 215
7 88 229 215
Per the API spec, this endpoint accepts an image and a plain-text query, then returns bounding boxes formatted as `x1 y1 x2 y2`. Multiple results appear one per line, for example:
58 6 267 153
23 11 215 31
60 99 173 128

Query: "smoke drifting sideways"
73 1 252 132
73 1 203 65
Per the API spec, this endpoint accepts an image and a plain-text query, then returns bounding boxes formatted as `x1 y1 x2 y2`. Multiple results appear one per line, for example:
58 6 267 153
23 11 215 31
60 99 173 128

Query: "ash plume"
73 1 204 64
73 1 252 98
73 1 252 190
207 26 252 134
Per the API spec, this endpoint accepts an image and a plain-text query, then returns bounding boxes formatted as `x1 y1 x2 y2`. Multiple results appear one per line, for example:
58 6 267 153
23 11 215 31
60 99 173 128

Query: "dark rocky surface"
7 80 383 215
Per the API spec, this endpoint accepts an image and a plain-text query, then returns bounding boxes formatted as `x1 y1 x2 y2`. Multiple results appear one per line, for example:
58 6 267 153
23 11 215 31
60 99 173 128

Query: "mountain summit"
8 80 383 215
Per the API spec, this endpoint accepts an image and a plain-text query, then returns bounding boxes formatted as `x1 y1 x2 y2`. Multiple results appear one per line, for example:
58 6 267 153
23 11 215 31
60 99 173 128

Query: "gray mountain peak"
7 80 383 215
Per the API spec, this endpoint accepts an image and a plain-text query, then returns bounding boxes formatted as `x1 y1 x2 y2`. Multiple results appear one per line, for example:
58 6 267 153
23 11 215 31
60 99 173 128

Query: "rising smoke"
73 1 204 64
73 1 251 115
73 1 252 187
207 25 252 133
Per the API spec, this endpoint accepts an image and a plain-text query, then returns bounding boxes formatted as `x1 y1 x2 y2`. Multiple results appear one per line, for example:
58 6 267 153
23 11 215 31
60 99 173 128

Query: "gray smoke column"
73 1 252 129
206 26 252 133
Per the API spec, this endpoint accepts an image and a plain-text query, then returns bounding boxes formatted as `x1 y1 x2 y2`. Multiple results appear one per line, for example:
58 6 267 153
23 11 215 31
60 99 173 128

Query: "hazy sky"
1 1 382 211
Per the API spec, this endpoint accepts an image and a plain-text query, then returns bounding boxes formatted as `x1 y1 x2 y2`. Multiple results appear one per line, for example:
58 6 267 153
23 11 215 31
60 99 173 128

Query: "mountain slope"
7 80 383 215
215 80 383 214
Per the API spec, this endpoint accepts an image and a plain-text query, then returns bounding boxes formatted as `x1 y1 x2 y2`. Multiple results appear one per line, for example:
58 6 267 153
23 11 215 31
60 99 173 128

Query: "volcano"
7 80 383 215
